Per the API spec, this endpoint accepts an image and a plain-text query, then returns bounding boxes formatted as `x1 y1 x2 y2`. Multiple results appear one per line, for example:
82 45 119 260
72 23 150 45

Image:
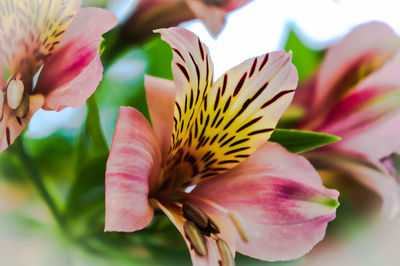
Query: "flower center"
1 73 30 120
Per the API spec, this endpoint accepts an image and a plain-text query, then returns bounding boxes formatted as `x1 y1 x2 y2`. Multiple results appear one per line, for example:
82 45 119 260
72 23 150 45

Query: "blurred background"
1 0 400 265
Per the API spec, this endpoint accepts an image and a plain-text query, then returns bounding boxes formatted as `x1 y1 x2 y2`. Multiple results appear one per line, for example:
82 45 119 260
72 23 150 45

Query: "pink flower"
105 27 339 265
121 0 252 40
296 22 400 217
0 0 117 151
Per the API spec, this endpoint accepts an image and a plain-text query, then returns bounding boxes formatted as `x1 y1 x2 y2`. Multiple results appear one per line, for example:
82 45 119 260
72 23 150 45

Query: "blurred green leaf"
24 133 77 181
282 25 324 81
66 153 107 223
270 129 340 153
144 36 173 80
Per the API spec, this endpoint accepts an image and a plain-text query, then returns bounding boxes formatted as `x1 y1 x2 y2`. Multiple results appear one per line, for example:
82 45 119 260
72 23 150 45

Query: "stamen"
228 211 249 242
7 79 24 109
15 92 30 118
216 238 235 266
183 202 209 229
207 216 220 234
183 221 208 256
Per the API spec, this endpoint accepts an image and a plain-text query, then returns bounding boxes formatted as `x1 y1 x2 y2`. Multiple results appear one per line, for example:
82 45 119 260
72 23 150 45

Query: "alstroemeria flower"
105 27 339 265
295 21 400 217
121 0 252 40
0 0 117 151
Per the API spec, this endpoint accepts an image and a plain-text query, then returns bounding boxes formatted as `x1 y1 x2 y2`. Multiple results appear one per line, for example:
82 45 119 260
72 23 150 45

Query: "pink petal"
320 61 400 163
105 107 161 232
0 0 82 78
186 0 252 36
36 7 118 111
186 0 227 37
144 75 176 163
193 142 339 261
154 200 223 266
313 21 399 112
0 95 44 152
310 153 400 218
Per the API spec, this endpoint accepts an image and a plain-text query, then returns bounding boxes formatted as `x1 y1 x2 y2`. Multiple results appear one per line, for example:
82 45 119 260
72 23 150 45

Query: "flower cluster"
0 1 399 265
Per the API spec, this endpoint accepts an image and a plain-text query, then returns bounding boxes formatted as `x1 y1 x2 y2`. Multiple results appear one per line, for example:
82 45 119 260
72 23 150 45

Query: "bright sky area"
27 0 400 138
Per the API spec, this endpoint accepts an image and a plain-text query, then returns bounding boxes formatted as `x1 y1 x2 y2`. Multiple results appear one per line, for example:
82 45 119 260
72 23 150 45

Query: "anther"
183 221 208 256
228 211 249 242
0 91 4 121
206 216 220 234
183 202 209 229
15 91 30 118
7 79 24 110
216 238 235 266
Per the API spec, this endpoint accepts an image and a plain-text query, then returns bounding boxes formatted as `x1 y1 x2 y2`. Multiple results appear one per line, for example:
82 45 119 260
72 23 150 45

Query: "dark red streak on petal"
249 57 257 78
177 63 190 82
261 90 295 109
233 72 247 97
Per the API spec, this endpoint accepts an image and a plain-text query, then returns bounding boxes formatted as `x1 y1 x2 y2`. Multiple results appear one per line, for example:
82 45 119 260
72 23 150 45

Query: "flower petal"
105 107 161 232
186 0 252 37
35 7 118 111
164 49 298 186
0 0 82 78
320 61 400 163
155 27 213 160
193 142 339 261
309 153 400 218
154 200 223 266
144 75 176 163
0 94 44 152
313 21 399 112
186 0 227 37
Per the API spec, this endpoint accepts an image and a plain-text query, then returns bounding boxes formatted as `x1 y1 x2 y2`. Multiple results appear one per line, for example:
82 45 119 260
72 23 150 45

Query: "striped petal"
105 107 161 232
193 142 339 261
162 44 297 185
312 21 399 113
320 60 400 163
0 0 82 79
35 7 117 111
155 27 213 162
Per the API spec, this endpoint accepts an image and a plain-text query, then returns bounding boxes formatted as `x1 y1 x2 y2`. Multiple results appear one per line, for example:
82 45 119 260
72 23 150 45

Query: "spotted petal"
193 142 339 261
0 0 82 79
155 27 213 161
105 107 161 232
163 48 298 185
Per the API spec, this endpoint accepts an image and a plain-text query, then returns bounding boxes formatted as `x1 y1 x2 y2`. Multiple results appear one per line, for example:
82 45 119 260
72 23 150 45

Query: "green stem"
13 137 66 230
86 95 109 153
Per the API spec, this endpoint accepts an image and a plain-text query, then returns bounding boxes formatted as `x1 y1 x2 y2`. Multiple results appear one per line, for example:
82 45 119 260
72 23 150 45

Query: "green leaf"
144 36 173 80
269 129 340 153
282 24 324 81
